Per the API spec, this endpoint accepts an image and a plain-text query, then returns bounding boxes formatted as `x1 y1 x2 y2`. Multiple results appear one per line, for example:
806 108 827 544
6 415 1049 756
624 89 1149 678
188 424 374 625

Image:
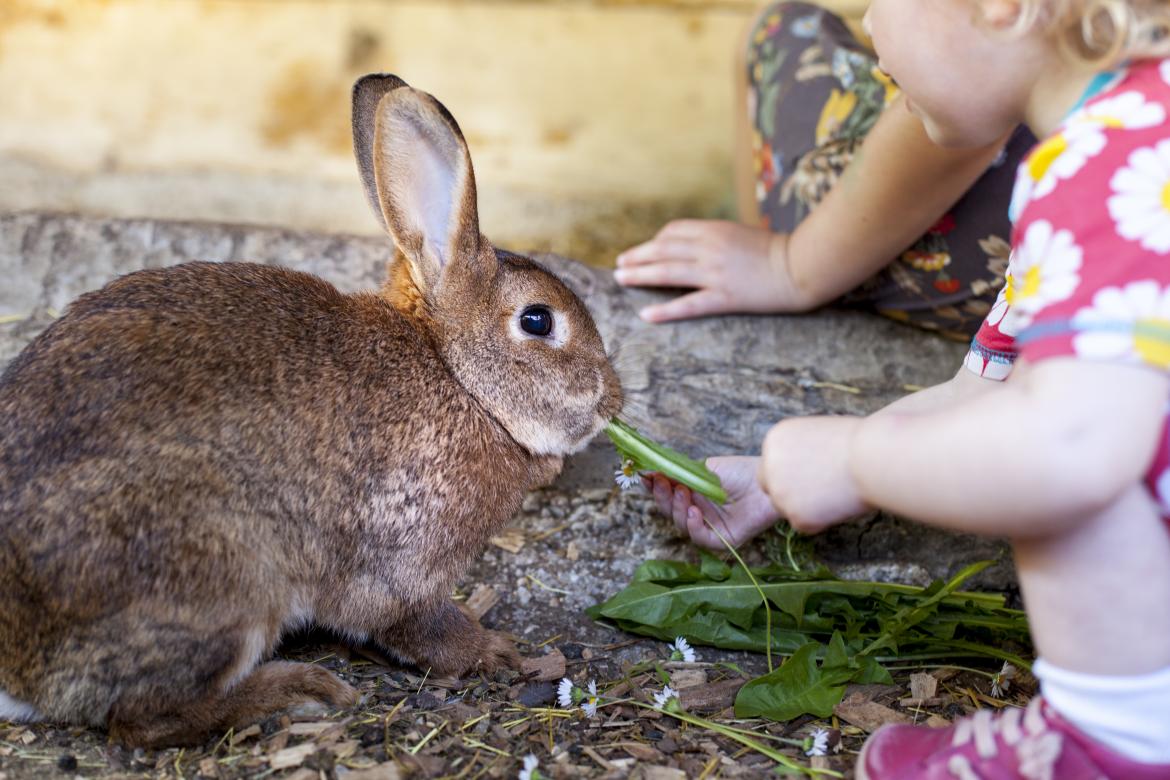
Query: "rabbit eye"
519 306 553 337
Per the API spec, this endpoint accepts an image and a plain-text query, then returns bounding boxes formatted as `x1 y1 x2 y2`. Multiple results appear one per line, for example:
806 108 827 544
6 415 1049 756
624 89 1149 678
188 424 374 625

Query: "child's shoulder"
1010 57 1170 226
1070 57 1170 128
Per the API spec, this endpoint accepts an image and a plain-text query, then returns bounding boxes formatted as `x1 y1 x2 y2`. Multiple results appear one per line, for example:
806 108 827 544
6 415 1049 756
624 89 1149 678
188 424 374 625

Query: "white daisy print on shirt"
1067 90 1167 131
1011 123 1106 215
1011 90 1164 220
1072 280 1170 369
1161 59 1170 87
1109 139 1170 253
1002 220 1083 331
985 279 1022 338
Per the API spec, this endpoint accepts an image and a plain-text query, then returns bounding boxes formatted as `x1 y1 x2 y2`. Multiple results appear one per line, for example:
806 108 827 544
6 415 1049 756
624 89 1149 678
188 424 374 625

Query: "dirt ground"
0 487 1031 780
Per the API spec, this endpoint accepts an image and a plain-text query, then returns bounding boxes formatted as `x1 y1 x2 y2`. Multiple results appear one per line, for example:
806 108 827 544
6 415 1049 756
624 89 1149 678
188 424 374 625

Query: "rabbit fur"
0 74 623 747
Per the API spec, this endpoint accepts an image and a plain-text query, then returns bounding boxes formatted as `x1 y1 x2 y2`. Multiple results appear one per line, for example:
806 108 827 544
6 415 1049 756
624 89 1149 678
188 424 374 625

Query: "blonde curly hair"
1011 0 1170 67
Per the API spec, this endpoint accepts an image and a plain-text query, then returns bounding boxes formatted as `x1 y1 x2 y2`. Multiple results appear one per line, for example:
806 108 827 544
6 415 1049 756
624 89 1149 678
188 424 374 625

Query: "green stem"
628 701 841 777
606 419 727 504
704 518 774 674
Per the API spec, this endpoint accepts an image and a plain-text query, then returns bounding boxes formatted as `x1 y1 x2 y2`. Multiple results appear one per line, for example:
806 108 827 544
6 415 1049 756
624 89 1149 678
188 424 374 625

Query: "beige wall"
0 0 866 265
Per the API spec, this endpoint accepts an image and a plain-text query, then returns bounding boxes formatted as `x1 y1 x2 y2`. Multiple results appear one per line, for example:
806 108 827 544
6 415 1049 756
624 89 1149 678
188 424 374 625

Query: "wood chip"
521 647 566 682
902 696 949 708
265 728 291 754
230 723 262 745
344 763 403 780
287 721 333 736
198 757 219 776
282 770 318 780
642 767 687 780
622 742 666 762
465 584 500 620
565 541 580 561
268 742 318 770
667 669 707 690
910 672 938 700
328 740 359 759
489 528 525 553
833 691 914 733
677 678 745 713
17 732 34 745
582 745 615 770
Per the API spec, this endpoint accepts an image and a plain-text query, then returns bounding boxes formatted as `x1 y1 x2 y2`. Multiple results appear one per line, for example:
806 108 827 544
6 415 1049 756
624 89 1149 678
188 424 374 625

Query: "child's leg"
1014 485 1170 675
858 485 1170 777
1013 484 1170 760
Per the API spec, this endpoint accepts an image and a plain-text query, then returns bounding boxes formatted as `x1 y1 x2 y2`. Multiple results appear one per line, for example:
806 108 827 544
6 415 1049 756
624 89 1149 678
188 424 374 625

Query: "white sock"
1034 658 1170 764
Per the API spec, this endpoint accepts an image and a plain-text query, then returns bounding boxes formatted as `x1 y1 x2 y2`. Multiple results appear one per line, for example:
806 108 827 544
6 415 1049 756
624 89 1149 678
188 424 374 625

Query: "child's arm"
759 360 1168 539
615 95 1012 323
652 368 1003 549
849 359 1168 535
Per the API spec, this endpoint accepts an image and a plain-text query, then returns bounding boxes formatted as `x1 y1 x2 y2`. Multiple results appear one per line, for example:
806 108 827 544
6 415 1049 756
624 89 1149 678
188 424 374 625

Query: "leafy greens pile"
588 555 1031 720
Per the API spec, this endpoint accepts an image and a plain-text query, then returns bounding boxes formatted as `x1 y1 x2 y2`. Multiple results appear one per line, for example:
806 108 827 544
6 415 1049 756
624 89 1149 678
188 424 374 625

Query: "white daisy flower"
1072 280 1170 369
652 685 678 709
990 662 1017 698
1068 90 1167 132
670 636 696 663
1109 139 1170 253
1002 220 1083 331
519 754 540 780
806 728 830 757
1013 123 1106 210
557 677 575 709
614 458 639 490
581 679 599 718
984 282 1022 337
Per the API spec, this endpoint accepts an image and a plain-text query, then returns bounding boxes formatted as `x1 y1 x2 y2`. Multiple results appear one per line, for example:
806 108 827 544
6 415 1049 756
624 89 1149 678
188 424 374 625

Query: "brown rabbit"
0 74 622 748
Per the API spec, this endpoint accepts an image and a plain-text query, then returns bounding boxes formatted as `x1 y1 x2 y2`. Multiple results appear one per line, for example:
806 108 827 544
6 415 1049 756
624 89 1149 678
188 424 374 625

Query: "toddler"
648 0 1170 777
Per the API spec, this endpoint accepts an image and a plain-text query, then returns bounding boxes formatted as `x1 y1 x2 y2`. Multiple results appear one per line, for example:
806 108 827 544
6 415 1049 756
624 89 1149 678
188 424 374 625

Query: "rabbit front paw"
473 629 522 675
377 601 520 678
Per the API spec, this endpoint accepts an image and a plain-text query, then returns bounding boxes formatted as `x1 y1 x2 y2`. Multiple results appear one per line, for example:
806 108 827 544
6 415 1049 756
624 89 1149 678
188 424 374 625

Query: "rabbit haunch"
0 74 622 747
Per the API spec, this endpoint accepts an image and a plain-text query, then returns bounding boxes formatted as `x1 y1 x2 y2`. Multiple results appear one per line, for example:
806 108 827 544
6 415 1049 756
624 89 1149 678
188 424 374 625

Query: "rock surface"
0 210 1014 628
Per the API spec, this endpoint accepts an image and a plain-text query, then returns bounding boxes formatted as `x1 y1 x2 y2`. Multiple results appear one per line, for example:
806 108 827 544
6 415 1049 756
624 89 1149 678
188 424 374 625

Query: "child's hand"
758 416 869 535
614 221 809 322
644 456 781 550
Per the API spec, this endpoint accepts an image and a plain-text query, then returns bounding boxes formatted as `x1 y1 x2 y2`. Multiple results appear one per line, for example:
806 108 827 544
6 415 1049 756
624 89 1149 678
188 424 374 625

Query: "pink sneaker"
856 697 1170 780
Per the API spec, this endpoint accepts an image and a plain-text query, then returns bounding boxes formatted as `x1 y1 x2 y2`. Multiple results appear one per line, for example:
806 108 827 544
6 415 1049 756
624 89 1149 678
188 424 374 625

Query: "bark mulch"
0 632 1034 780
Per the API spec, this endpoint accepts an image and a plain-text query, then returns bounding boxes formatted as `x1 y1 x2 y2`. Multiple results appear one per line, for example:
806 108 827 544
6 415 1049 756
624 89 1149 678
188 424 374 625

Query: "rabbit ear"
356 77 483 295
352 73 408 233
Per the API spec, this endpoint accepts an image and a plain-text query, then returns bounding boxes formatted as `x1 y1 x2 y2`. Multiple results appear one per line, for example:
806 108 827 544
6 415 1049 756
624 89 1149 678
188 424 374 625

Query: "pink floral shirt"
964 58 1170 516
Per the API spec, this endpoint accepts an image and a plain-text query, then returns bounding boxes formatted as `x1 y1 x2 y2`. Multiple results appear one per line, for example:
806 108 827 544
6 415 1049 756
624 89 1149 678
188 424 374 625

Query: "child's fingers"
614 260 706 290
616 236 701 268
654 219 710 241
686 506 725 551
671 485 693 533
650 474 675 522
640 289 726 323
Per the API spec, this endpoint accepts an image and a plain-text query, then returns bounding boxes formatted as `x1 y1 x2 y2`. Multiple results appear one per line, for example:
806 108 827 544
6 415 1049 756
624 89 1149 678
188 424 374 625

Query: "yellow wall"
0 0 866 264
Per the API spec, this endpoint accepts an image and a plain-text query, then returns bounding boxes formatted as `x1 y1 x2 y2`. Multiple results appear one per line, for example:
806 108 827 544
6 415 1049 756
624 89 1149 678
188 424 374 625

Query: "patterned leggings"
747 1 1036 340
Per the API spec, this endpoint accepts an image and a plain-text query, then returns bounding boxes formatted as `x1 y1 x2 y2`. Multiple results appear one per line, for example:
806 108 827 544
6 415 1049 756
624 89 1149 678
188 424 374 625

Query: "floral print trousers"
747 1 1036 339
